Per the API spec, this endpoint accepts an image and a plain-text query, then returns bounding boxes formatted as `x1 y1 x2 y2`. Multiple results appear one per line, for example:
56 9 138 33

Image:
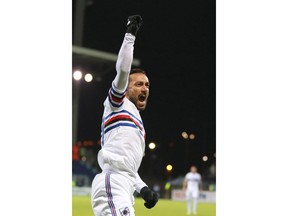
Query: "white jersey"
97 33 147 193
185 172 201 191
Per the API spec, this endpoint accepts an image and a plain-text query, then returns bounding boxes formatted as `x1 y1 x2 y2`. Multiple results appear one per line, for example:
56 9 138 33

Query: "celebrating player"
91 15 159 216
182 165 202 215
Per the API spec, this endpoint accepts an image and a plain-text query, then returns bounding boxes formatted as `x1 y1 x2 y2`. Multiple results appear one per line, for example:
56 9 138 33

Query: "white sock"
187 200 191 213
193 198 198 212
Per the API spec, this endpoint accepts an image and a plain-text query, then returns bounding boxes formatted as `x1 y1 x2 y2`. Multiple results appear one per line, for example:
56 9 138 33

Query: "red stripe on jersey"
104 114 143 131
109 89 126 103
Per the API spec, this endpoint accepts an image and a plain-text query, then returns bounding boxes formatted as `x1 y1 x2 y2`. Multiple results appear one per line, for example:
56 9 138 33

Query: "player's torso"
186 173 201 190
100 97 146 173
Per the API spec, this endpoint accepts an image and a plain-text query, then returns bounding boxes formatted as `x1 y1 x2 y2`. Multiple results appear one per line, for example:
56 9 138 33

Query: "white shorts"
91 171 135 216
185 189 199 200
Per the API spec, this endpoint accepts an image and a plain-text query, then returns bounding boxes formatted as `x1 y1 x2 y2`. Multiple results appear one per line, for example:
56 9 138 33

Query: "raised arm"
108 15 143 107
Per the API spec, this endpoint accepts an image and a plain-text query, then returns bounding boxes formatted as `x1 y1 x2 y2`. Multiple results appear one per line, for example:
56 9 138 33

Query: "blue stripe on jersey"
104 110 143 126
107 84 127 108
108 94 123 108
101 109 145 146
111 84 126 97
105 173 117 216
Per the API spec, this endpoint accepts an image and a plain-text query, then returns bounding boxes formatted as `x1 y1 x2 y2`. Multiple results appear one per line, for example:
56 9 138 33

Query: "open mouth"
138 94 146 102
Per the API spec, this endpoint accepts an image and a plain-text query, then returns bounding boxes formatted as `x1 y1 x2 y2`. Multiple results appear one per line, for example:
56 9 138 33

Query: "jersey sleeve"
134 172 148 193
184 173 188 181
108 33 135 108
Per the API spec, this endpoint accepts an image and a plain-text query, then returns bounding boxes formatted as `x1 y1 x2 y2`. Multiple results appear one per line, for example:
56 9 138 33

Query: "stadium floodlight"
181 131 188 139
84 73 93 82
73 70 82 80
148 142 156 150
166 164 173 172
189 133 195 140
202 155 208 162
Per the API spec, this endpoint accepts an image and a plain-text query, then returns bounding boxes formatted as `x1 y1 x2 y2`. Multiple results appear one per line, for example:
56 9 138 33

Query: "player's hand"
126 15 143 36
140 186 159 209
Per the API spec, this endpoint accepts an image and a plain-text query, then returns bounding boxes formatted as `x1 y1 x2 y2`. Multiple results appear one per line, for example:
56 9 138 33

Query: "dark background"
72 0 216 183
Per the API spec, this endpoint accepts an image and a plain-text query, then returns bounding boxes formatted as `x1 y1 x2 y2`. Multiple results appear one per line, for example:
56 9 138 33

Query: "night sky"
73 0 216 179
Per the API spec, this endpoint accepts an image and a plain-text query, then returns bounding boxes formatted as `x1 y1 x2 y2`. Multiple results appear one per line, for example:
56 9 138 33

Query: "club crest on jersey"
119 207 130 216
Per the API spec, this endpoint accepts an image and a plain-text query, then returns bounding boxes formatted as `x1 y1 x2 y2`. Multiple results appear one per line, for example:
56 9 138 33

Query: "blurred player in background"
91 15 159 216
182 165 202 215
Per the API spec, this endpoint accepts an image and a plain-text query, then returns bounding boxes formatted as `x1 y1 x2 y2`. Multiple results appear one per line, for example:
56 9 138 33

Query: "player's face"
191 166 197 173
126 73 150 111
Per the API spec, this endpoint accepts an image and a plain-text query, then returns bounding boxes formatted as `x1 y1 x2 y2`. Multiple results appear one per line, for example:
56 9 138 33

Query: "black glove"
140 186 159 209
126 15 143 36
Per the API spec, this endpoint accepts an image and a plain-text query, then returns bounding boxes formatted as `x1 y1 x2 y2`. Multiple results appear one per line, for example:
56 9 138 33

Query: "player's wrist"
124 33 136 41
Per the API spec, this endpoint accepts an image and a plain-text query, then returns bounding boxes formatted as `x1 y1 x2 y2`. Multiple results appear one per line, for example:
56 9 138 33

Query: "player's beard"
127 94 148 111
137 99 147 111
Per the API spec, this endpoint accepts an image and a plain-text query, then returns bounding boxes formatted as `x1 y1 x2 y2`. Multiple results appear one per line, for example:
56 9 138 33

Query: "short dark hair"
130 68 146 75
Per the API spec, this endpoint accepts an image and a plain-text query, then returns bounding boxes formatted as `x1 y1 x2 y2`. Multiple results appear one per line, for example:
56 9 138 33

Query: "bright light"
181 131 188 139
73 70 82 80
148 142 156 150
189 133 195 140
85 73 93 82
166 164 173 171
202 155 208 161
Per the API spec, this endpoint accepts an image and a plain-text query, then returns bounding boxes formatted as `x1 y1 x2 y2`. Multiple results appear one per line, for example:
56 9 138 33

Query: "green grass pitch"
72 196 216 216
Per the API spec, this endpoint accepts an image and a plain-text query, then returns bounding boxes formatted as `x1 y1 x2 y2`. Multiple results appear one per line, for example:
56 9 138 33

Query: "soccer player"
91 15 159 216
182 165 202 215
